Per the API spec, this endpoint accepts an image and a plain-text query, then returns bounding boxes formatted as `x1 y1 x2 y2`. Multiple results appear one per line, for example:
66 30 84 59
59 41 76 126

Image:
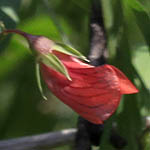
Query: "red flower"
2 29 139 124
41 50 138 124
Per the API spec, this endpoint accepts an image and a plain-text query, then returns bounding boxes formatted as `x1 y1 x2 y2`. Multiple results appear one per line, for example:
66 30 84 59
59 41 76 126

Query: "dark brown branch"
88 0 107 66
89 23 108 66
74 0 107 150
0 128 77 150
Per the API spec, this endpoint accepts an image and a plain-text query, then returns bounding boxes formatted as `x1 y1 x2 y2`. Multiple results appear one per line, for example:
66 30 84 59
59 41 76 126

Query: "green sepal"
39 53 72 81
52 42 90 62
35 62 48 100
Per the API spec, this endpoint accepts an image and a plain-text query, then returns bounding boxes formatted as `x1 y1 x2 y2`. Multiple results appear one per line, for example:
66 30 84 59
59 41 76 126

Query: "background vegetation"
0 0 150 150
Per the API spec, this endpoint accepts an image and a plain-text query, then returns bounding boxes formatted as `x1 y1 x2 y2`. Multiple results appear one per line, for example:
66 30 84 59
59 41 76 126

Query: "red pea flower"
2 30 139 124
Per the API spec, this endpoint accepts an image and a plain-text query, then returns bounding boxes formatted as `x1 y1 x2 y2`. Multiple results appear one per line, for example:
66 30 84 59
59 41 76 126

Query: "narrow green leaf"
126 0 147 12
0 6 19 23
53 42 89 62
35 62 47 100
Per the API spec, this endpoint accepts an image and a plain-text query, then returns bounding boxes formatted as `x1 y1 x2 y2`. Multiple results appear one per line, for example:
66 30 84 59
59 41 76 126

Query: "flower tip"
132 87 139 94
109 65 139 94
119 79 139 95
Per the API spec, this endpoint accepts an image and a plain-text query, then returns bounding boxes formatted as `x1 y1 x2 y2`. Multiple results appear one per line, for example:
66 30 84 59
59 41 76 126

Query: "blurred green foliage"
0 0 150 150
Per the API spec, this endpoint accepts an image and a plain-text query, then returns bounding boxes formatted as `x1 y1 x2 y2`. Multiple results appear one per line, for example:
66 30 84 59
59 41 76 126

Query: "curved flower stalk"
1 29 139 124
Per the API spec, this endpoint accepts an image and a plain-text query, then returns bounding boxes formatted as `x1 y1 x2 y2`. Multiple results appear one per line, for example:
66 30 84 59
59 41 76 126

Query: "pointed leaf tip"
36 62 48 100
52 42 89 62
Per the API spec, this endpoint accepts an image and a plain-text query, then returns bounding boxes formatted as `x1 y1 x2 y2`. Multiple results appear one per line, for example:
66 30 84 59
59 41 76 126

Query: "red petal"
109 65 139 94
51 85 121 124
61 65 121 106
41 61 138 124
41 63 122 124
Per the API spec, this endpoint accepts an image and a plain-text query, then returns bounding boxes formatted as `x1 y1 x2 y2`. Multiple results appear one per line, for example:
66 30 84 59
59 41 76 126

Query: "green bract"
38 52 71 81
35 41 89 81
52 42 89 62
36 62 48 100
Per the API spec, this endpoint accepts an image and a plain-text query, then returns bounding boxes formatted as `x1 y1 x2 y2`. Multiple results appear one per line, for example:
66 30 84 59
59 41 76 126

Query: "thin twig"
0 128 77 150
